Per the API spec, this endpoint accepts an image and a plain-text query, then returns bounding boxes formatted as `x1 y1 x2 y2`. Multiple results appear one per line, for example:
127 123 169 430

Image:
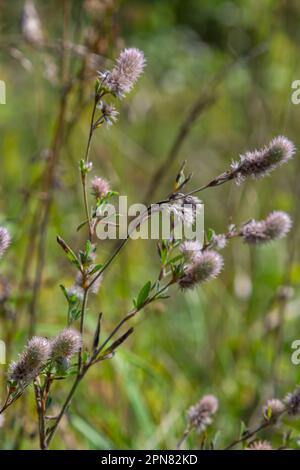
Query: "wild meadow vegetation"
0 0 300 450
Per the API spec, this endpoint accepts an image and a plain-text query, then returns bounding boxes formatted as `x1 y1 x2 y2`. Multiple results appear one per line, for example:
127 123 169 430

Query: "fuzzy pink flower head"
263 398 285 422
51 328 82 361
91 176 111 199
264 211 292 240
0 227 11 258
240 220 267 245
241 211 292 245
179 250 223 289
8 336 51 385
187 395 219 433
100 48 146 98
247 440 272 450
231 136 295 184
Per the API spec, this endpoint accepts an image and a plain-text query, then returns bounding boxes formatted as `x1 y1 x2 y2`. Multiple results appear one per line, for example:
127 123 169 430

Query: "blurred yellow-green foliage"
1 0 300 450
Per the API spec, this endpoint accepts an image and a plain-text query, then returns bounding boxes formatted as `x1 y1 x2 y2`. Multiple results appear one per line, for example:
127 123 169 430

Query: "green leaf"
76 220 88 232
160 241 168 265
99 328 134 357
86 240 92 257
60 284 69 301
168 254 184 265
89 264 103 275
207 228 216 242
239 421 247 438
135 281 152 309
95 78 101 94
82 350 90 365
70 305 81 322
56 236 81 270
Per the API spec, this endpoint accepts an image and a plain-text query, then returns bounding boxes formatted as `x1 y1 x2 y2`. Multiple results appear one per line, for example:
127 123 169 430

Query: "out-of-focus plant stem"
28 1 71 337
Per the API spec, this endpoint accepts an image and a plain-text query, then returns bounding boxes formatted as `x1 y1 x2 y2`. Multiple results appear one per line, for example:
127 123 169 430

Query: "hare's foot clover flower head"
264 211 292 241
8 337 51 386
231 136 295 184
99 48 146 99
285 386 300 416
179 250 223 289
91 176 111 199
51 328 82 362
247 440 272 450
241 211 292 245
0 227 11 258
263 398 285 422
187 395 218 433
240 220 268 244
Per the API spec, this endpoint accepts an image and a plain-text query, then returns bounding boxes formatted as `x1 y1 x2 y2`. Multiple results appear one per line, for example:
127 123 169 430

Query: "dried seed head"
263 398 285 422
100 48 146 98
231 136 295 184
91 176 111 199
264 211 292 240
98 101 119 127
0 227 11 258
8 336 51 385
241 211 292 245
179 250 223 289
51 328 82 361
285 386 300 416
187 395 219 433
247 440 272 450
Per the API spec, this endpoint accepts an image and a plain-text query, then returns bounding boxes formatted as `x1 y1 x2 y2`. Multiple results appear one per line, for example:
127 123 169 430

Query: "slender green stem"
177 427 192 450
45 373 83 448
224 420 273 450
77 288 89 373
81 95 100 240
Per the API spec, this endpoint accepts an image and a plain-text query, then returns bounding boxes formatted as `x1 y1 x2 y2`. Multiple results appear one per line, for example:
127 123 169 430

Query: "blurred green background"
1 0 300 450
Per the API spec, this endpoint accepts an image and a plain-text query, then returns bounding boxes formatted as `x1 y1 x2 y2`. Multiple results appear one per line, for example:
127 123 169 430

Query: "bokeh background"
1 0 300 449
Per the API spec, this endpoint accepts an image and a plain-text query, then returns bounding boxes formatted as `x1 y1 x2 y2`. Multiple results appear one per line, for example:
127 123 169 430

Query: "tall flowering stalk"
0 45 297 451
